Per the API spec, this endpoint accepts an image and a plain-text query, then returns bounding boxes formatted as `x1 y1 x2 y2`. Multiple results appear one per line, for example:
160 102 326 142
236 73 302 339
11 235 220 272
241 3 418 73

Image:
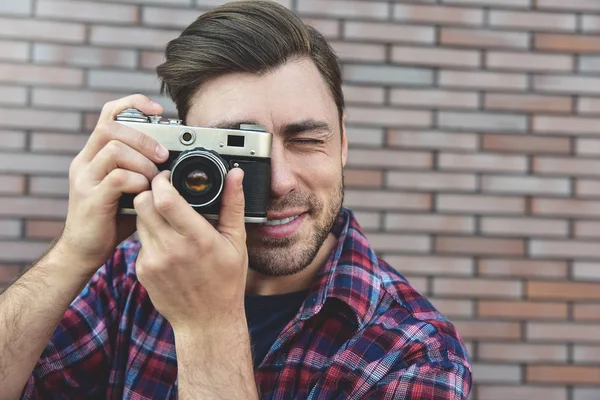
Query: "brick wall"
1 0 600 398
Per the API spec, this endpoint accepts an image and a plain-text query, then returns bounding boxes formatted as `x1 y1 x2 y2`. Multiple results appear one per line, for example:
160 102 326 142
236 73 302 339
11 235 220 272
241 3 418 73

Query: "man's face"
186 57 348 277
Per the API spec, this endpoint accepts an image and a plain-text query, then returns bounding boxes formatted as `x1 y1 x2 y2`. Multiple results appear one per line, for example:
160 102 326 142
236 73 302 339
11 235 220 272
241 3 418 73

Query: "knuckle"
133 190 152 210
154 194 176 214
107 168 127 186
104 139 123 155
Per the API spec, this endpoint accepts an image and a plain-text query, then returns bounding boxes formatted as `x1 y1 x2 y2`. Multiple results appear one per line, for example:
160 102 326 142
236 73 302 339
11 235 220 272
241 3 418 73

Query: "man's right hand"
57 94 169 275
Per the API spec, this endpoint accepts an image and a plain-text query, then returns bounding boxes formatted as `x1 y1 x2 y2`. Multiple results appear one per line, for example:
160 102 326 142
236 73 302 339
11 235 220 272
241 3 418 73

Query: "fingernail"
155 144 169 159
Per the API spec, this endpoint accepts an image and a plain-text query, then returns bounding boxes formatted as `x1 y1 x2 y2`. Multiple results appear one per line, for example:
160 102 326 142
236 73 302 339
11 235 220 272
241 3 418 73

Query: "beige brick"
439 111 527 132
195 0 290 8
139 51 164 71
534 115 600 135
0 108 80 131
403 276 428 295
384 255 473 276
478 386 567 400
574 345 600 363
470 363 521 384
142 6 201 28
0 40 29 62
32 89 124 111
385 213 475 233
528 322 600 342
441 28 529 49
342 85 384 105
29 177 69 197
0 85 27 106
453 320 521 340
428 298 473 317
298 0 388 19
345 107 431 128
343 22 434 44
388 130 478 151
346 127 384 147
387 170 477 191
573 388 600 400
482 133 571 155
481 216 569 237
574 220 600 239
535 157 600 177
344 169 382 188
394 4 484 25
435 237 525 257
0 0 32 15
34 44 137 69
489 9 577 31
485 93 572 113
90 26 178 50
435 277 523 298
534 73 600 95
533 198 600 217
437 194 525 214
576 179 600 197
344 190 431 211
331 42 385 62
536 0 600 11
0 63 83 87
347 148 431 169
302 18 339 39
0 153 71 174
342 65 433 86
478 259 568 279
486 51 573 72
440 70 527 90
87 70 160 92
574 304 600 321
31 132 87 154
582 15 600 33
391 89 478 109
352 211 380 231
0 197 67 218
0 175 25 194
577 97 600 114
439 153 528 173
579 55 600 73
442 0 529 7
36 0 138 24
0 130 26 150
391 46 480 68
479 300 568 320
0 17 85 43
365 233 430 253
0 241 51 263
481 175 570 196
573 262 600 281
26 220 64 239
535 33 600 53
528 366 600 385
479 343 568 362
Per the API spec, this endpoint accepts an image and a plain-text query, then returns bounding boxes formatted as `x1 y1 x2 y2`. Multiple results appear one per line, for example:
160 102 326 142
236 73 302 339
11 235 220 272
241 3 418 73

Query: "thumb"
217 167 246 240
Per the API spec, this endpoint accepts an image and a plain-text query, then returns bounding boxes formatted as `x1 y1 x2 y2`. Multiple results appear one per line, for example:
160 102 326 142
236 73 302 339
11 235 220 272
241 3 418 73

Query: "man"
0 1 471 399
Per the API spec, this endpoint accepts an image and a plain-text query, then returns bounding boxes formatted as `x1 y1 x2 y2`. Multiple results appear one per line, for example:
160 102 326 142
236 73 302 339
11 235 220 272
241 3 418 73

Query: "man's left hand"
134 168 248 329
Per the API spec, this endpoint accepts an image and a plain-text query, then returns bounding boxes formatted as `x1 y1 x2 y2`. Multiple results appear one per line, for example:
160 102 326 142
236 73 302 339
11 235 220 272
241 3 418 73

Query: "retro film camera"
116 108 272 223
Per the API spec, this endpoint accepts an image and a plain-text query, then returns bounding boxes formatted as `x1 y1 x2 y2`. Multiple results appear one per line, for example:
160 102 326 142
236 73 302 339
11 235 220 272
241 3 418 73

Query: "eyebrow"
210 119 333 137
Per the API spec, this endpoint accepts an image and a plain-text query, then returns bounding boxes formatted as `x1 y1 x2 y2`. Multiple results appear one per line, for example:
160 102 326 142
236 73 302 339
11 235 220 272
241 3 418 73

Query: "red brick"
34 44 137 69
26 220 64 239
575 179 600 197
29 177 69 197
343 169 382 188
480 216 568 237
439 152 528 173
485 93 573 113
0 130 26 150
386 171 477 191
481 175 570 196
527 366 600 385
0 197 67 218
533 198 600 217
141 6 201 28
529 280 600 300
437 194 525 214
441 28 529 49
534 115 600 135
489 9 577 31
385 213 475 233
345 107 431 128
478 300 568 320
482 133 571 155
453 320 521 340
388 130 478 151
535 157 600 177
479 343 568 362
0 175 25 195
0 40 29 62
392 46 480 68
393 4 484 25
32 89 124 112
302 19 339 39
344 190 431 211
347 148 431 169
385 255 473 276
535 0 600 12
574 304 600 322
0 241 51 263
36 0 138 24
0 265 22 284
366 233 430 253
0 63 83 87
0 85 27 106
486 51 573 72
477 386 567 400
574 220 600 239
0 17 85 43
436 236 525 257
0 108 80 131
528 322 600 342
440 70 527 90
343 85 384 105
90 26 178 50
139 51 164 70
331 42 385 62
478 259 568 279
534 74 600 95
535 33 600 53
343 21 434 44
298 0 388 19
390 89 478 109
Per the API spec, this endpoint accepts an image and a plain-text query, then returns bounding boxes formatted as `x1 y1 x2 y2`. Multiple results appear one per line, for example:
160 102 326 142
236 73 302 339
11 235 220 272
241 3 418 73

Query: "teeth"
264 215 299 226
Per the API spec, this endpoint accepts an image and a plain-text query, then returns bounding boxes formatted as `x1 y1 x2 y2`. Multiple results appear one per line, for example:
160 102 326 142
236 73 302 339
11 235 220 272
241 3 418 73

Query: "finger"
151 171 213 235
95 168 150 205
87 140 159 184
80 95 167 164
217 167 245 239
133 189 172 237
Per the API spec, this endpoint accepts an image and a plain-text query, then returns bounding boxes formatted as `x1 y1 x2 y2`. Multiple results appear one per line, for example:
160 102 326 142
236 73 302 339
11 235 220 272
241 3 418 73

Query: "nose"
269 138 297 199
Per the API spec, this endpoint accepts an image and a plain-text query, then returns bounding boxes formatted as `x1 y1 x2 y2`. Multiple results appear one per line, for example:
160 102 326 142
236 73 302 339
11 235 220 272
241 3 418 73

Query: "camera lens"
170 148 228 208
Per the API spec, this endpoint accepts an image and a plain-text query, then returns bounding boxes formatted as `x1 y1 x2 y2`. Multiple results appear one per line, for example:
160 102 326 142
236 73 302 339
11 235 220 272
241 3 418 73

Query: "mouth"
263 215 301 226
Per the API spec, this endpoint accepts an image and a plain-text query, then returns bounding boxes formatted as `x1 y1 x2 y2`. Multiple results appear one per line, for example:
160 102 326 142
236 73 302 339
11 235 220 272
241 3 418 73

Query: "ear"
341 113 348 168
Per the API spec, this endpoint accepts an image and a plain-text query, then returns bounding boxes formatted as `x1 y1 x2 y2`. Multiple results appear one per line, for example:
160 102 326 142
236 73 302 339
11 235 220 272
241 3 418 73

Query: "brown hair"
157 1 343 125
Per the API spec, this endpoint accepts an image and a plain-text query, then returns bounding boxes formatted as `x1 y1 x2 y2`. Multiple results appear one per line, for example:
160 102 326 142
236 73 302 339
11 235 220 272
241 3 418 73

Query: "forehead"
186 58 337 131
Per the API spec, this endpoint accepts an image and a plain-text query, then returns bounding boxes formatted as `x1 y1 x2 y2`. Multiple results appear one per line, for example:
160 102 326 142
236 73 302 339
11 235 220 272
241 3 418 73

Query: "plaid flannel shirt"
22 208 472 399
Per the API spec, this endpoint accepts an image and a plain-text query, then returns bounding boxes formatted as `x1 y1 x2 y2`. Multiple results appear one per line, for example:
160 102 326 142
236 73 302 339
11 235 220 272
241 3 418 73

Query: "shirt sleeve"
20 246 132 399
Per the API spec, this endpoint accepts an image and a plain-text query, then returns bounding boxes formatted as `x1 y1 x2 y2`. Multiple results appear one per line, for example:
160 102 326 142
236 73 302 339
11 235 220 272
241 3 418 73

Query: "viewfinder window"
227 135 245 147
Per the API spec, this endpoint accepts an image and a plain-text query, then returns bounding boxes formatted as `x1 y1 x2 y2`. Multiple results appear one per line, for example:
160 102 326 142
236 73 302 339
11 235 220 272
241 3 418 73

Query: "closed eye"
291 139 324 145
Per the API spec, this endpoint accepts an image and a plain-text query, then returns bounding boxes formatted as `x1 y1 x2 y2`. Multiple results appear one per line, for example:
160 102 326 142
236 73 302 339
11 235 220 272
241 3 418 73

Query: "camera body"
116 108 272 223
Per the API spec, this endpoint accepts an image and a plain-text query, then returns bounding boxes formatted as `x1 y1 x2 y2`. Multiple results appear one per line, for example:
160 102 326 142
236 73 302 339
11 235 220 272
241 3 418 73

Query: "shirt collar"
298 208 382 329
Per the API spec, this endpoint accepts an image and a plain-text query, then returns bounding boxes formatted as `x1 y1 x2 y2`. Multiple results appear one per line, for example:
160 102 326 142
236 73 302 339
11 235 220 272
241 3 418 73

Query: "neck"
244 233 337 296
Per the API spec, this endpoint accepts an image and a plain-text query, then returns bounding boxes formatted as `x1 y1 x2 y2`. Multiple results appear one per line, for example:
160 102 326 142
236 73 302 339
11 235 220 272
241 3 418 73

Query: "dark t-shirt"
245 290 309 369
